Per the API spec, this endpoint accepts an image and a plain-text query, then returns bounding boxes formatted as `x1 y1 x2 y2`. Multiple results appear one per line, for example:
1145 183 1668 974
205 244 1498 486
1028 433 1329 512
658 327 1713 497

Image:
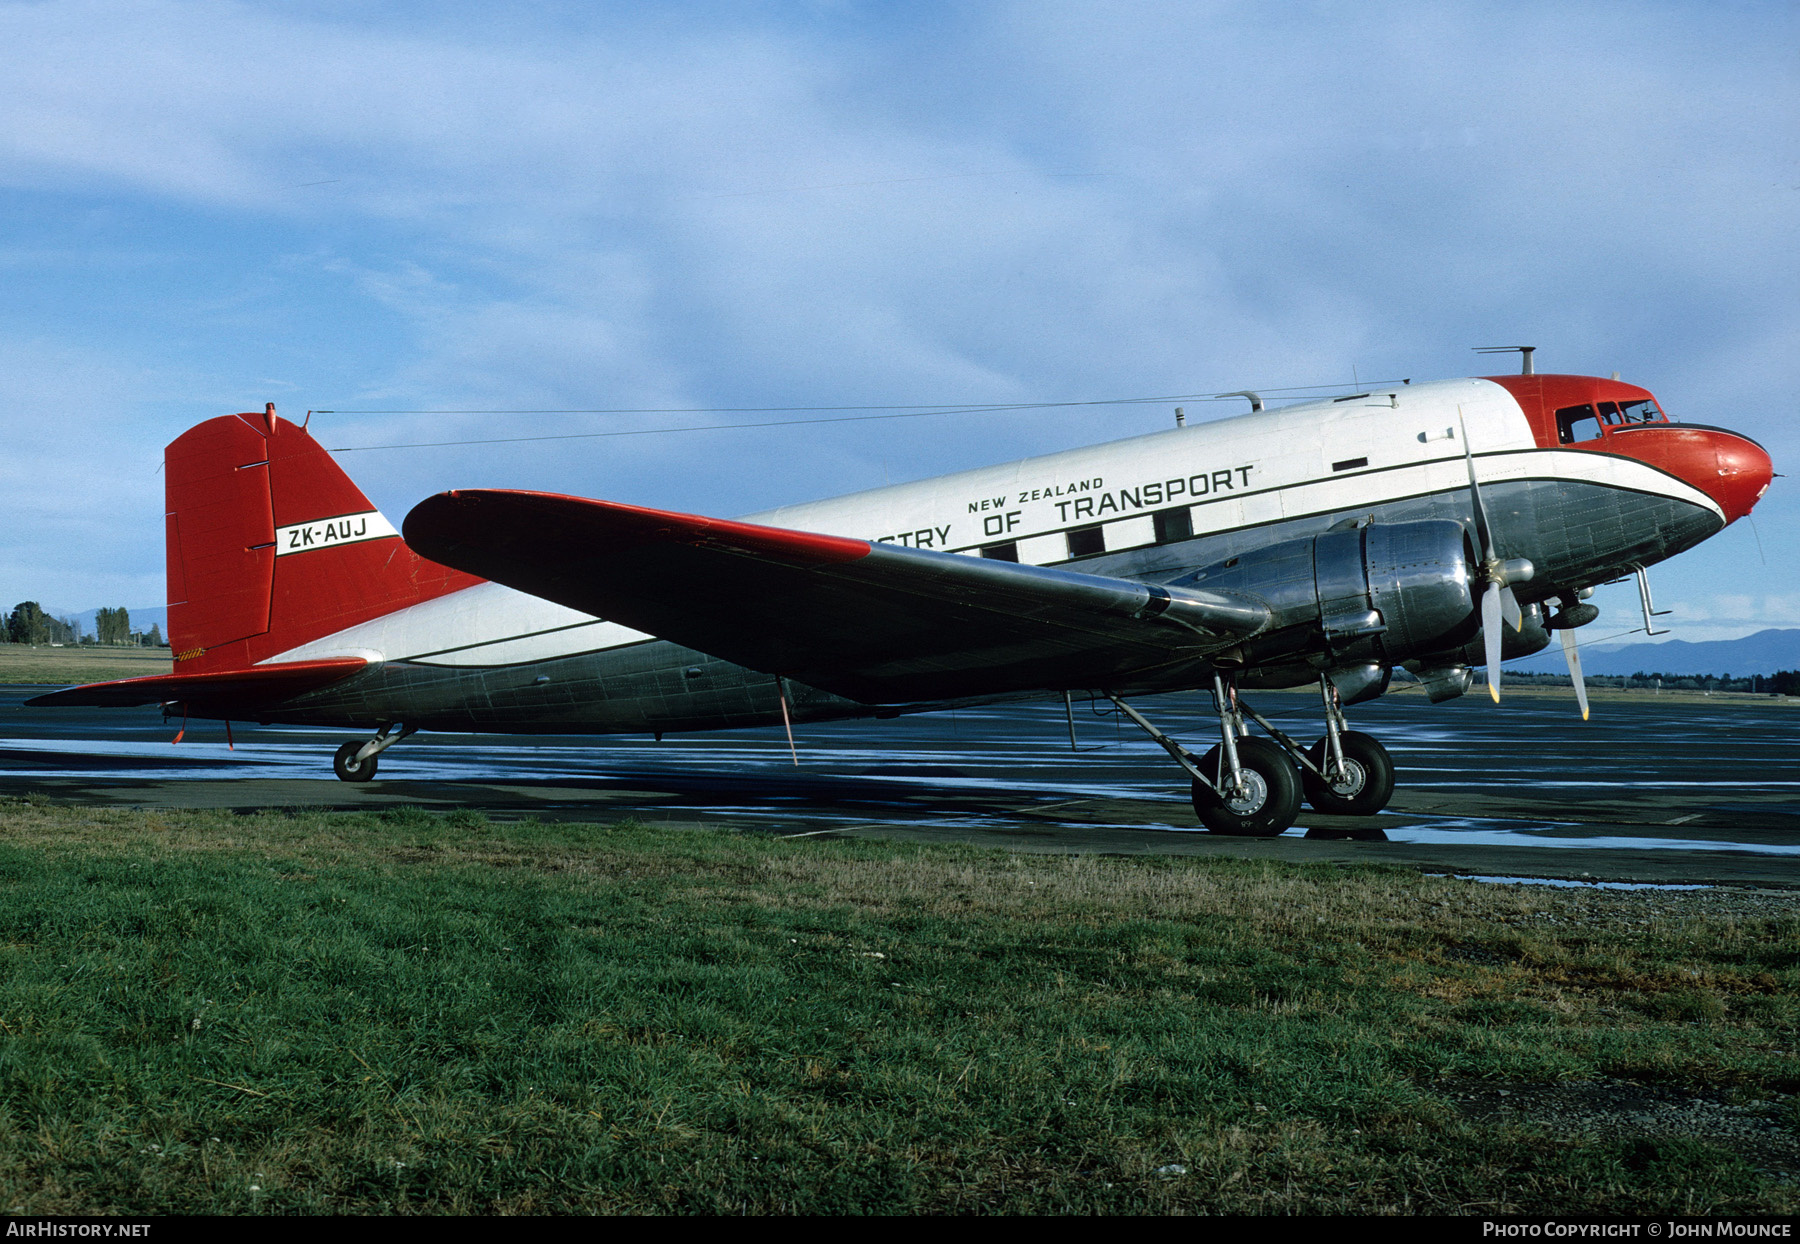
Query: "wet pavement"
2 686 1796 888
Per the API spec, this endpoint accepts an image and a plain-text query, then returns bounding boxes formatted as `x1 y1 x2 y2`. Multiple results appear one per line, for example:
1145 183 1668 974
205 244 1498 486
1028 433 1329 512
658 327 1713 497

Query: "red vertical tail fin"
165 407 481 672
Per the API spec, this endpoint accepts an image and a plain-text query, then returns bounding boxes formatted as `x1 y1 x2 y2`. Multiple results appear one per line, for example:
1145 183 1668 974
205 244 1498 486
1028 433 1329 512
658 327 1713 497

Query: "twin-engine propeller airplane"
31 364 1772 837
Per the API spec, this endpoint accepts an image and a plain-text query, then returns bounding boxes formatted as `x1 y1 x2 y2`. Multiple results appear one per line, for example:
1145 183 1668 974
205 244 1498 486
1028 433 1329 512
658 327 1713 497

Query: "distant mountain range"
1509 628 1800 677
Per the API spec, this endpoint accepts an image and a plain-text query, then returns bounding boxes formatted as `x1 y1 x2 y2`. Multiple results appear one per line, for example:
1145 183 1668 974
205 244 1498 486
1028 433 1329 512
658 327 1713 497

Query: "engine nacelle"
1175 519 1480 671
1422 601 1554 670
1404 605 1553 703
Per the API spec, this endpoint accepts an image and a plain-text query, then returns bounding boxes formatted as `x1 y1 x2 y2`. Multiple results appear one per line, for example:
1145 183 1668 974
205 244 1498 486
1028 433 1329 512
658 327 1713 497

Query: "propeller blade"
1561 626 1590 721
1457 409 1498 561
1501 584 1523 632
1482 580 1503 702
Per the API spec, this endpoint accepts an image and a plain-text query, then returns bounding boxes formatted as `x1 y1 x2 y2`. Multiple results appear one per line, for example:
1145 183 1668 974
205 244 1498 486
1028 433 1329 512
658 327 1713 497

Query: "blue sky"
2 0 1795 644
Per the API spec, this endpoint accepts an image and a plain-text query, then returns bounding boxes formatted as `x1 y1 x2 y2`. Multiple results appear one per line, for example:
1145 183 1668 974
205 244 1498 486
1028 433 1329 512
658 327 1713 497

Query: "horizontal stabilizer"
404 490 1268 703
25 658 368 709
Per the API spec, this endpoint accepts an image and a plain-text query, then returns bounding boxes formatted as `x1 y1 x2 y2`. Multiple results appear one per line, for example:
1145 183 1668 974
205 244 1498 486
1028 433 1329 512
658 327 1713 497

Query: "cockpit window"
1594 398 1668 427
1557 397 1668 444
1555 404 1601 444
1613 398 1667 425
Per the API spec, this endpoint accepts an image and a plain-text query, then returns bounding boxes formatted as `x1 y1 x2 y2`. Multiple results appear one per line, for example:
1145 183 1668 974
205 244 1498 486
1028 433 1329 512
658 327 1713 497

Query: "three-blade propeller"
1457 409 1588 717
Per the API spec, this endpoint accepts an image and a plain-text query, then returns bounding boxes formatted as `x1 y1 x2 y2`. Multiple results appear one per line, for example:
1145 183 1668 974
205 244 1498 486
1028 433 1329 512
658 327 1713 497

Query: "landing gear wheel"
1302 730 1394 816
1191 737 1301 837
333 740 379 783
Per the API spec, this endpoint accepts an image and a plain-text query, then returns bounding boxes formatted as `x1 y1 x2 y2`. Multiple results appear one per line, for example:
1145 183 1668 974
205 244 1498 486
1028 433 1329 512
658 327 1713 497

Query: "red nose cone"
1599 425 1774 524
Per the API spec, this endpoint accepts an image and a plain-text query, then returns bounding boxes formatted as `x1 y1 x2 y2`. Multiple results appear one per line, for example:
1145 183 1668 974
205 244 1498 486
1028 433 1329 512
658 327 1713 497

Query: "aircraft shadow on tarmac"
4 689 1796 886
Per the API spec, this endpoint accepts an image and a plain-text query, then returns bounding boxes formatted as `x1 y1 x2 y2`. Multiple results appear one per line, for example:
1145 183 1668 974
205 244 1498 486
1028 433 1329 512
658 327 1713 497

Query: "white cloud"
0 0 1792 613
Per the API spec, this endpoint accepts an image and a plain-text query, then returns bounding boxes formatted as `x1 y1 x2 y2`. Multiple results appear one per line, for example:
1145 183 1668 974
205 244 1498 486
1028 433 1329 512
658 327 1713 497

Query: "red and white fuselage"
31 373 1772 737
267 375 1762 677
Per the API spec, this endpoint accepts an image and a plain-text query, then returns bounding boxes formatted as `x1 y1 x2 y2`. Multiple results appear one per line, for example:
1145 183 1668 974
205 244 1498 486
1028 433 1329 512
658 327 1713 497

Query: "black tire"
1190 736 1301 836
1301 730 1394 816
333 740 379 783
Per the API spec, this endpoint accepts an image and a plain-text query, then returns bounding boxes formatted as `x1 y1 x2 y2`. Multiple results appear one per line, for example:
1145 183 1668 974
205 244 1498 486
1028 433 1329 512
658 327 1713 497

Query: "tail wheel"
1302 730 1394 816
1191 737 1301 836
333 740 379 783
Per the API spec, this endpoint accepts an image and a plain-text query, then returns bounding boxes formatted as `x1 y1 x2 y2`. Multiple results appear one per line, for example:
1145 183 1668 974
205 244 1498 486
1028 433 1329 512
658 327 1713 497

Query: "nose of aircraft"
1601 424 1774 524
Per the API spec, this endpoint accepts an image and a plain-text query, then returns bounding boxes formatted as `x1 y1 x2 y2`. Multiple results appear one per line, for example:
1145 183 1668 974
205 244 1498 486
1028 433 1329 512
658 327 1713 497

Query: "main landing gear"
1299 676 1395 816
1108 674 1395 836
332 723 414 782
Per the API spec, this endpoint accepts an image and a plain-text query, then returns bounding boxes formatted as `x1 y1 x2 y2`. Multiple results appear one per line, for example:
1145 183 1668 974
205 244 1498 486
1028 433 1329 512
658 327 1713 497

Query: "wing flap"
404 491 1267 702
25 657 369 709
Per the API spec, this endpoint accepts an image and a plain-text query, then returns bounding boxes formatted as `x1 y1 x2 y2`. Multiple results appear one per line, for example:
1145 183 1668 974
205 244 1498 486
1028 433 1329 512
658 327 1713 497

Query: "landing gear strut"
1106 671 1396 835
332 723 413 782
1108 676 1300 837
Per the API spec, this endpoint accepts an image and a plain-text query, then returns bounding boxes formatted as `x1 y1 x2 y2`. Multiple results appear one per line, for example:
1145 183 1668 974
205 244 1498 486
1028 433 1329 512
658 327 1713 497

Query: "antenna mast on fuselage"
1473 345 1537 375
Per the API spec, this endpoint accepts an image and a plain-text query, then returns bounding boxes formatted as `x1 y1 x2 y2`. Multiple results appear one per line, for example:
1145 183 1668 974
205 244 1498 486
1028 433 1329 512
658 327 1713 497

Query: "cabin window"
1066 526 1105 558
1153 507 1193 544
979 542 1018 562
1555 404 1602 444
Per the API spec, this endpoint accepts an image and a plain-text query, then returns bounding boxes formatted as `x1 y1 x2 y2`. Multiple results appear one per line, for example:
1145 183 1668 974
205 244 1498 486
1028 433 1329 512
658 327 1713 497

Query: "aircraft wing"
404 490 1269 703
24 658 368 709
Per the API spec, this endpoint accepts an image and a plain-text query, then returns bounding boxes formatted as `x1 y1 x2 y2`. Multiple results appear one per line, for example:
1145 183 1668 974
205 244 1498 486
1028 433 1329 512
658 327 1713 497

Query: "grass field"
0 644 169 686
0 798 1790 1215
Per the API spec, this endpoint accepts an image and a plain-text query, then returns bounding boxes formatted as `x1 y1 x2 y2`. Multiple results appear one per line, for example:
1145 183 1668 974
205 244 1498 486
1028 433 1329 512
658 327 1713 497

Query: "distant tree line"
1508 669 1800 695
5 602 73 645
4 603 165 647
94 607 131 645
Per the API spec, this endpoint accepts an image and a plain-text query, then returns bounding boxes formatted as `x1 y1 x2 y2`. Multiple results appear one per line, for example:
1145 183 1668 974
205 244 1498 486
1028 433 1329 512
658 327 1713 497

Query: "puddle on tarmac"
1380 819 1800 856
1450 874 1711 891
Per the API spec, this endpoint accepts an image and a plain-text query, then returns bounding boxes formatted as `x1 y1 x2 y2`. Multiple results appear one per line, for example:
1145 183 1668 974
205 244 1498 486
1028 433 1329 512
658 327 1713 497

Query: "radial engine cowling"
1175 519 1480 668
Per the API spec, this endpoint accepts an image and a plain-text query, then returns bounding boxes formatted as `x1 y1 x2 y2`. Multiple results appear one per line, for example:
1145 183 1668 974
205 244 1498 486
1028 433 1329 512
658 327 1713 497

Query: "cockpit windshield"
1607 398 1668 425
